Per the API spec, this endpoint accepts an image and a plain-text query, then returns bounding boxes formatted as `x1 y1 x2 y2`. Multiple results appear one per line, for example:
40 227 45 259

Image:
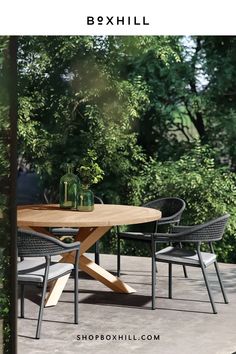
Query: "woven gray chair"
51 195 103 265
117 197 186 277
151 214 230 313
17 229 80 339
17 170 45 205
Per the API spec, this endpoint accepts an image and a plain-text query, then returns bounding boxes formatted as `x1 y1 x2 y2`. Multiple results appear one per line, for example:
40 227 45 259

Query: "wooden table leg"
79 255 136 293
28 225 136 306
45 274 70 307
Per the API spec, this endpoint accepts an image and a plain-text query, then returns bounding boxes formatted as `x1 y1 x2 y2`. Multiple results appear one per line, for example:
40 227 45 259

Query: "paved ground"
18 253 236 354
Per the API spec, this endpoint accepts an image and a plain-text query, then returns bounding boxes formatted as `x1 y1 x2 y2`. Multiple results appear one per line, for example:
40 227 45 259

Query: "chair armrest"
153 214 229 243
152 233 174 242
118 231 152 241
119 232 145 237
152 231 198 243
55 239 81 253
34 234 81 253
171 225 194 233
18 228 81 256
158 217 180 225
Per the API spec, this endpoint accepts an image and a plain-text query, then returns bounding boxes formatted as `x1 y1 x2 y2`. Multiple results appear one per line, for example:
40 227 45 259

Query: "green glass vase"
59 164 80 209
77 188 94 212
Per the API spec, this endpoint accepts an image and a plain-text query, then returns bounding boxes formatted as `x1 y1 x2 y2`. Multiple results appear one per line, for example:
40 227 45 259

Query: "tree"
17 36 178 201
201 36 236 167
122 36 236 165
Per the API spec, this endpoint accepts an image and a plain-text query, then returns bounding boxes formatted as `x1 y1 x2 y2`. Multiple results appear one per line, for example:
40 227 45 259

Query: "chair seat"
51 227 79 236
18 259 74 283
155 246 216 267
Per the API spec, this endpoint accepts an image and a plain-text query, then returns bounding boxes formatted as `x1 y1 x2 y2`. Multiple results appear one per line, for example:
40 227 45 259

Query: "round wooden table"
18 204 161 306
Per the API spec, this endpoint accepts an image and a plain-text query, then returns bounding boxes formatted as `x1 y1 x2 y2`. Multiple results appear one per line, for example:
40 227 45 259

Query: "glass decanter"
59 164 80 209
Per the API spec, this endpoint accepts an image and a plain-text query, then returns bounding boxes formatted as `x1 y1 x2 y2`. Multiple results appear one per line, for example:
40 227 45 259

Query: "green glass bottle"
77 187 94 212
59 164 80 209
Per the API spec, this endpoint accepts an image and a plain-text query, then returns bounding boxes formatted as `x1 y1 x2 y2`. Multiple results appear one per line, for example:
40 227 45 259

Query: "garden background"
16 36 236 261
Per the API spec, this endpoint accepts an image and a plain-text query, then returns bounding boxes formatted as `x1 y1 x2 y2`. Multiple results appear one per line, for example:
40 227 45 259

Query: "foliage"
0 36 12 354
201 37 236 167
17 36 236 173
17 36 178 202
17 36 236 263
119 36 236 165
0 252 10 317
17 38 131 193
76 150 104 188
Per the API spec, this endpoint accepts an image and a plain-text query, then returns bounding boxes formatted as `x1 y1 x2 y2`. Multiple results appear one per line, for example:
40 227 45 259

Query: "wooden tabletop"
17 204 162 228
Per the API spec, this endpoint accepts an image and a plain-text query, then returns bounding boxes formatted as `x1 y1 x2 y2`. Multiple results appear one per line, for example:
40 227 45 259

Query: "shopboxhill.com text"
87 16 150 26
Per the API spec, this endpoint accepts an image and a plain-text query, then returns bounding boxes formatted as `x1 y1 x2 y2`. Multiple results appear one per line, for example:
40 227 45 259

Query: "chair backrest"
17 171 45 205
126 197 185 234
17 229 79 257
94 195 103 204
170 214 230 243
144 197 186 224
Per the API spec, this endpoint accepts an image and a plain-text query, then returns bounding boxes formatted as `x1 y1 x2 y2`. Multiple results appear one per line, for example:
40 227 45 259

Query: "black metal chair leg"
20 284 25 318
36 260 50 339
36 282 47 339
200 264 217 314
149 242 158 275
151 236 156 310
197 242 217 314
74 265 79 324
214 261 229 304
117 233 121 277
168 263 172 299
179 243 188 278
183 266 188 278
95 241 100 265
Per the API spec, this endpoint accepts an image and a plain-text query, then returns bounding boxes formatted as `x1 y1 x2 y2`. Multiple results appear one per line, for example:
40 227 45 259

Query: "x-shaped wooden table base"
29 226 136 307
